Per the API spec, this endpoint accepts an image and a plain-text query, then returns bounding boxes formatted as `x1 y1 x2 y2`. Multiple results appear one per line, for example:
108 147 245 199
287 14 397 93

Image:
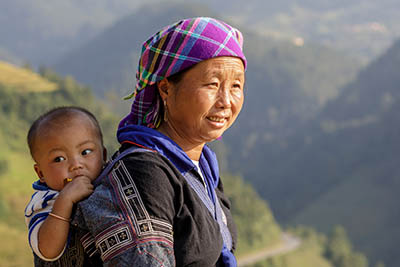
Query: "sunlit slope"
0 61 57 92
0 67 119 266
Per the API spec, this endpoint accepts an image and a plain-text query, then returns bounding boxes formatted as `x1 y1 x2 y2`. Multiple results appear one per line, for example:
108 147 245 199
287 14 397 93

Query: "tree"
325 225 368 267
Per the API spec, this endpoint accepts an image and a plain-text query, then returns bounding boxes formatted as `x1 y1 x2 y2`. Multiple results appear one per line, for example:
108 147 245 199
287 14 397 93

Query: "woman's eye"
233 83 242 89
82 149 93 156
206 82 219 88
54 156 65 162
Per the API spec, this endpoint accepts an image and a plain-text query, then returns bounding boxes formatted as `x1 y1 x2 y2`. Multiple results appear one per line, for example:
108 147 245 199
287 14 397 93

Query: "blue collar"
117 125 220 192
32 180 50 191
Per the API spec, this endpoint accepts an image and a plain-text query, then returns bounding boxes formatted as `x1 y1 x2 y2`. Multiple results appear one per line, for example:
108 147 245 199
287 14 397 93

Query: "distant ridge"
0 61 57 92
53 2 218 98
241 38 400 267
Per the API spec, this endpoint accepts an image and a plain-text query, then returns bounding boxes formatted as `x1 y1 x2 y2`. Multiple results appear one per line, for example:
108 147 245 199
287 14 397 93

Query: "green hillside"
222 173 282 254
250 226 368 267
0 63 120 266
0 61 57 92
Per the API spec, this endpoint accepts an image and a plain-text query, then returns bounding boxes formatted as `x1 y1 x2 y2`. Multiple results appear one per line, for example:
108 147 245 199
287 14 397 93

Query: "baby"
24 106 107 263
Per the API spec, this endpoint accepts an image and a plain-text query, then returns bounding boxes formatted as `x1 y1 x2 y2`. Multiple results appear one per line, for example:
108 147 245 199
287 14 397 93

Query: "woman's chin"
203 130 226 143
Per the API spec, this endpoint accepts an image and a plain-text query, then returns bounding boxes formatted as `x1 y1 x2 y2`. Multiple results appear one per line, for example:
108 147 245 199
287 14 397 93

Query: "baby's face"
33 115 105 191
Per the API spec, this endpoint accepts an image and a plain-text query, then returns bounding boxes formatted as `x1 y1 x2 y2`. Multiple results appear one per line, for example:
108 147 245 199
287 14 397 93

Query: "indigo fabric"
119 17 247 129
74 144 236 266
117 125 237 266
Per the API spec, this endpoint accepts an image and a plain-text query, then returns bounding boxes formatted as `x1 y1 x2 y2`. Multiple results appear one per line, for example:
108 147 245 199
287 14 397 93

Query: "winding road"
237 233 302 266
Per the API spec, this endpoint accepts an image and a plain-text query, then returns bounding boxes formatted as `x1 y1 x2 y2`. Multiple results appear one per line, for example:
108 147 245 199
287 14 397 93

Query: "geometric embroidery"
80 232 98 257
95 223 133 261
111 160 173 242
95 159 174 262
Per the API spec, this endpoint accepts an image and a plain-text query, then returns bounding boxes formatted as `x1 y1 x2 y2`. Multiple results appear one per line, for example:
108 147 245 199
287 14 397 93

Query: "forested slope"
239 38 400 267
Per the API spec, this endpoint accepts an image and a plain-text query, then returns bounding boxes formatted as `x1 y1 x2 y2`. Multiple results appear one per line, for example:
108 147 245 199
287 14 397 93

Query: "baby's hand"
58 176 94 204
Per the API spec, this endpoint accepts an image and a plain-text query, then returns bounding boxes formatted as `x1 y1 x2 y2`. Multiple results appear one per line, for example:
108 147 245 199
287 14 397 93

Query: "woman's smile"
206 116 228 127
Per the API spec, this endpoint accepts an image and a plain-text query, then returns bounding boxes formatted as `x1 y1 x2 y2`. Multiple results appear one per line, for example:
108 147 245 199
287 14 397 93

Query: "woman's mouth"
208 116 226 123
207 116 228 128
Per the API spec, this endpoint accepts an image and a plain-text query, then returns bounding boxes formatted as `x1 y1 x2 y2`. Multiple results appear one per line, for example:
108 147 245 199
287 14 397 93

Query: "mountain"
52 3 217 99
238 38 400 267
1 0 398 67
0 0 154 65
202 0 400 61
52 2 360 138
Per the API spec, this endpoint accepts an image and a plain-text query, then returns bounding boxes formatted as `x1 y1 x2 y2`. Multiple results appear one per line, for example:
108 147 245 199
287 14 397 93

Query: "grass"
250 229 333 267
0 148 35 266
278 239 332 267
0 61 58 92
0 222 33 267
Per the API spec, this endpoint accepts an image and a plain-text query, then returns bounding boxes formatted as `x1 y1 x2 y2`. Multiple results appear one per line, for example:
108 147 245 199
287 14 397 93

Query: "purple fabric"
119 17 247 129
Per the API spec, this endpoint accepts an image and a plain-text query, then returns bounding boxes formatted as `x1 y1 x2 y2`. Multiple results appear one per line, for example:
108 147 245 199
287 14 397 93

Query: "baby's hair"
27 106 104 159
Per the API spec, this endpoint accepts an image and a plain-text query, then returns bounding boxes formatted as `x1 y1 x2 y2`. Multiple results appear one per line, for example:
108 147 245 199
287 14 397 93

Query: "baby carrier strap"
93 146 149 187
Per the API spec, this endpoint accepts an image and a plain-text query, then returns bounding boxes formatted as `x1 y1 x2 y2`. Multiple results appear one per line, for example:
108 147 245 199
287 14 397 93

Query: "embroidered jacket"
73 125 237 266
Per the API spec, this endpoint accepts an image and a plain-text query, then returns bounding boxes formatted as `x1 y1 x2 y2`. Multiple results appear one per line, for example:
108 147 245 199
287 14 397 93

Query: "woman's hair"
27 106 104 158
165 64 194 85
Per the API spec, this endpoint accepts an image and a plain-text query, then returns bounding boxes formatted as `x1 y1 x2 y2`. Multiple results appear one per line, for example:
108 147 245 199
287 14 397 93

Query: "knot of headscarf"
119 17 247 129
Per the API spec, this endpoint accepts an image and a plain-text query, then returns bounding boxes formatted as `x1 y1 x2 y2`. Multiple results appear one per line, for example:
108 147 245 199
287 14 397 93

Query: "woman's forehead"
187 57 245 77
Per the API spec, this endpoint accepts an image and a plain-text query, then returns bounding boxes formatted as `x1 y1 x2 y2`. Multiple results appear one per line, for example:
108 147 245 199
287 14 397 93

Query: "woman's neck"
157 123 204 161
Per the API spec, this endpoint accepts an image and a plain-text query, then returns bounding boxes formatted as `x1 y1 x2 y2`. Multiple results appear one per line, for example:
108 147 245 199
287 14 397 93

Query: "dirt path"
237 232 302 266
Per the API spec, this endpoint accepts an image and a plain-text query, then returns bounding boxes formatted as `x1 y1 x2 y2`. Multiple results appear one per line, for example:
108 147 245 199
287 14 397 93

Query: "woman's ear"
157 79 170 100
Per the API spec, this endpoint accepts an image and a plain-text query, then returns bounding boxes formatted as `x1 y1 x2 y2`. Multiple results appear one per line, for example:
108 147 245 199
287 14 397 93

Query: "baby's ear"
34 164 45 182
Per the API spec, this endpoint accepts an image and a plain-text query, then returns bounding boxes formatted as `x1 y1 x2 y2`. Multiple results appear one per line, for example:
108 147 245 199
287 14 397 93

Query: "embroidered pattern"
95 159 173 261
96 222 134 261
81 232 98 257
112 161 174 242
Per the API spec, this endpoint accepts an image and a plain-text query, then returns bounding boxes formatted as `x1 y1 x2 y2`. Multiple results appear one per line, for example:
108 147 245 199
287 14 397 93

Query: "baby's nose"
69 157 83 170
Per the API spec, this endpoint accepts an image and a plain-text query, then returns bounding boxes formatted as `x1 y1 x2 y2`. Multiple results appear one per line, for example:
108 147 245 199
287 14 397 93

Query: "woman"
75 17 247 267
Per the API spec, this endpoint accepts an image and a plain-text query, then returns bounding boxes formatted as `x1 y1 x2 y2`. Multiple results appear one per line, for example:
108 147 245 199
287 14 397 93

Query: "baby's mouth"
63 177 72 185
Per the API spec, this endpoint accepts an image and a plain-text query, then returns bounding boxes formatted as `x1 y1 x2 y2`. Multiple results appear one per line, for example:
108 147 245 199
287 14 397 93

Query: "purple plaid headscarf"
119 17 247 129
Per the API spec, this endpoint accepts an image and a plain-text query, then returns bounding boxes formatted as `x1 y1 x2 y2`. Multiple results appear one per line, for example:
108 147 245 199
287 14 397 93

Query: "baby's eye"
54 156 65 162
82 149 93 156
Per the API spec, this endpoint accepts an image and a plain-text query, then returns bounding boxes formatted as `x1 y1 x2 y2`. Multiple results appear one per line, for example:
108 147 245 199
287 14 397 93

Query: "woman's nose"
216 87 232 108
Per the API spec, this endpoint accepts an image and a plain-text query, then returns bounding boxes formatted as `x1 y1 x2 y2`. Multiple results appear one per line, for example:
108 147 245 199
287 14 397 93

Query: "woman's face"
161 56 245 146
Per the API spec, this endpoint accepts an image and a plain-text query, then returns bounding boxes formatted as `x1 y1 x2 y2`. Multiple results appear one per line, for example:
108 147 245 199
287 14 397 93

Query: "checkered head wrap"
119 17 247 129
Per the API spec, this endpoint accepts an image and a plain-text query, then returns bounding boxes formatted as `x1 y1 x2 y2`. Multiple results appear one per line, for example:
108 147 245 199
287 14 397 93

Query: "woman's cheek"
231 90 244 102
